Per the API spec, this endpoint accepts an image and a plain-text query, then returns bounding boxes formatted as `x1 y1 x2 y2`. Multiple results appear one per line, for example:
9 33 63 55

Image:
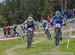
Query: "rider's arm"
23 19 27 24
50 18 53 24
33 20 36 24
50 17 54 26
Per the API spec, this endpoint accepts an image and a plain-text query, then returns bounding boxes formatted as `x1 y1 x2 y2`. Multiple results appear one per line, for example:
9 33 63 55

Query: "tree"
2 0 75 25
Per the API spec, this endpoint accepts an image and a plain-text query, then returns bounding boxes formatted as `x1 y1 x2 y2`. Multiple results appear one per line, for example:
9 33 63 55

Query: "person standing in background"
3 25 7 38
46 15 51 23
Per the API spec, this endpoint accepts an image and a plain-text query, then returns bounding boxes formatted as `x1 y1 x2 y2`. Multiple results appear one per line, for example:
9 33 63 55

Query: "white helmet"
55 11 61 17
27 16 33 22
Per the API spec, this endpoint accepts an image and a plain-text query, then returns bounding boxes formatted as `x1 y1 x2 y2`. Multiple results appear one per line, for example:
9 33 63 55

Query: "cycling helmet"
27 16 33 22
55 11 61 17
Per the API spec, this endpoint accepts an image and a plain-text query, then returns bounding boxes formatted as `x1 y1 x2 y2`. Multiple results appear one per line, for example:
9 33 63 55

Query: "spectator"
68 9 74 18
7 26 11 36
46 15 51 23
3 25 7 38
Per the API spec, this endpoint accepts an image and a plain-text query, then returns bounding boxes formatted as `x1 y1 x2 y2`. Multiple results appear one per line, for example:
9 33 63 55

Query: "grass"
14 32 75 55
58 31 75 55
15 38 74 55
0 32 75 55
14 38 54 55
0 39 26 55
7 33 56 55
59 40 75 52
0 33 49 55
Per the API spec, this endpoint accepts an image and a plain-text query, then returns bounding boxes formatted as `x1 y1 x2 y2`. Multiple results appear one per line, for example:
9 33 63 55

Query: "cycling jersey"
42 20 48 29
52 16 64 23
52 16 64 28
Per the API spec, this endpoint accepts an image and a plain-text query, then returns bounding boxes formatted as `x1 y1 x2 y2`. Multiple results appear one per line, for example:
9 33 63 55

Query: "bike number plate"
55 24 61 28
45 26 48 30
28 28 32 31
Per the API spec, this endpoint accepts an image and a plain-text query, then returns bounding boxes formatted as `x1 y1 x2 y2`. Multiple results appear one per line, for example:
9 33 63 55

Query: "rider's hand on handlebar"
63 23 66 26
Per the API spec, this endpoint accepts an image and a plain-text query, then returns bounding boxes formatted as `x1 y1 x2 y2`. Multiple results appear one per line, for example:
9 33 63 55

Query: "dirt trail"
5 41 41 55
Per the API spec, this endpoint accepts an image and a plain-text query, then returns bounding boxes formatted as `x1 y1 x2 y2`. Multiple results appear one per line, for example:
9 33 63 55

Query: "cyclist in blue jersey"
51 11 66 25
51 11 66 46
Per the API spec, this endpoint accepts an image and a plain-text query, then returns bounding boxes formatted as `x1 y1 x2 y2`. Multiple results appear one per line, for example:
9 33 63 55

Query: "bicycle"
54 23 62 46
44 26 52 40
27 28 33 48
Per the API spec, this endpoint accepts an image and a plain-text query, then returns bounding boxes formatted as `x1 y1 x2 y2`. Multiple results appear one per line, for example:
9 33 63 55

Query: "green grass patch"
0 39 26 55
59 40 75 52
14 33 55 55
15 39 54 55
14 32 75 55
59 31 75 53
0 32 75 55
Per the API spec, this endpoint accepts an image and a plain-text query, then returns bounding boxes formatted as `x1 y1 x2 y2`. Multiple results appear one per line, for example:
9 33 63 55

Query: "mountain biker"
51 11 66 25
51 11 66 42
41 19 52 40
24 15 35 48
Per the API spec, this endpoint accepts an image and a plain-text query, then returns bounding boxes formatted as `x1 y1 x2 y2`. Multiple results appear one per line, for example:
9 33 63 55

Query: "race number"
45 26 48 30
28 28 32 31
55 23 61 28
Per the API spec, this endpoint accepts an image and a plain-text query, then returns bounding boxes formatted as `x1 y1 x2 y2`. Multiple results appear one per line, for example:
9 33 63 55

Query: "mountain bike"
44 26 52 40
55 23 62 46
27 28 33 48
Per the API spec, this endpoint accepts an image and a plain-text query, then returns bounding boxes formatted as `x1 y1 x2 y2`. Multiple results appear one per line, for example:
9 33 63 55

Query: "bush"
0 15 6 26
